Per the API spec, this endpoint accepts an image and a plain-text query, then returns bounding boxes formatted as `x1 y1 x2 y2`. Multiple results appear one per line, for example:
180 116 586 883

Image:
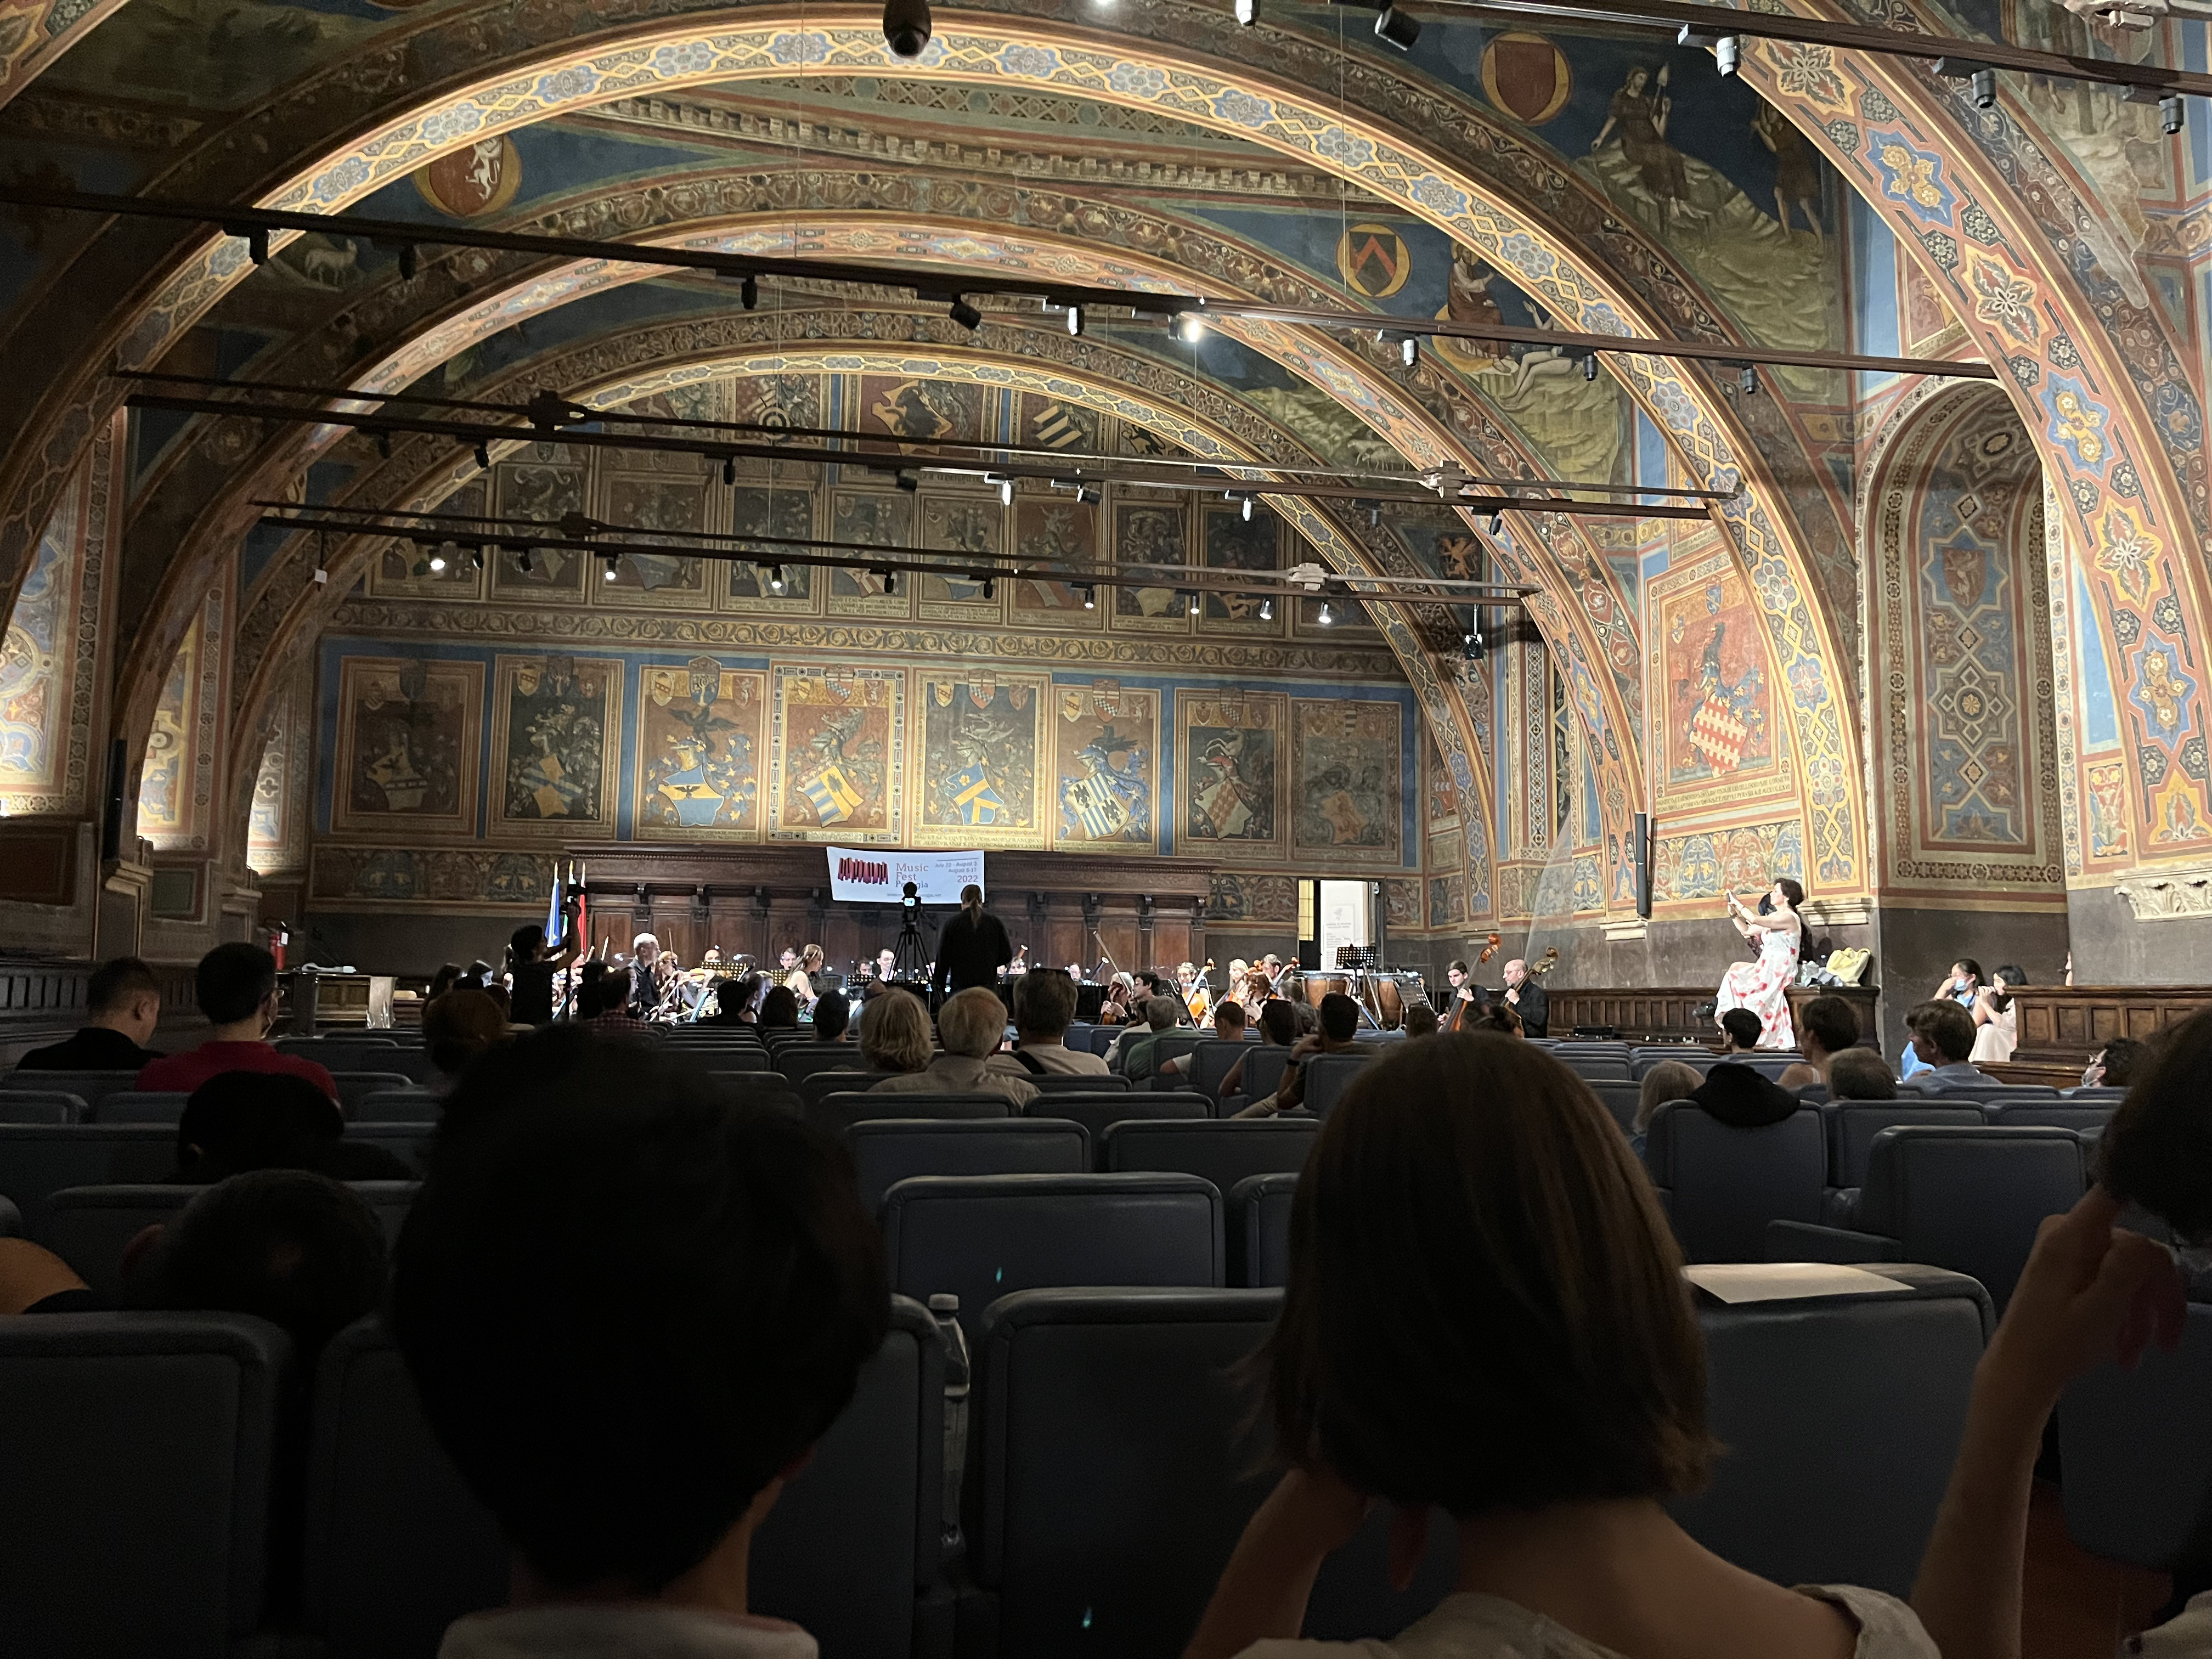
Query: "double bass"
1184 959 1216 1025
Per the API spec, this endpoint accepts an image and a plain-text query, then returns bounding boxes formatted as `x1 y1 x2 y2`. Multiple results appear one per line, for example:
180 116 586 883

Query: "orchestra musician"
1502 957 1549 1039
1177 961 1211 1028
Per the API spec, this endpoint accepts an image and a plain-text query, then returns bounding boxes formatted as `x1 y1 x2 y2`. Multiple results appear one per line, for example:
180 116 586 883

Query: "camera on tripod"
901 881 920 912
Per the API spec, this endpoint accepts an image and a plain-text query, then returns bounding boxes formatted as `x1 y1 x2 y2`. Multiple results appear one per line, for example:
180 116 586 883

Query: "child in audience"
392 1029 888 1658
1632 1058 1703 1156
1186 1032 1940 1659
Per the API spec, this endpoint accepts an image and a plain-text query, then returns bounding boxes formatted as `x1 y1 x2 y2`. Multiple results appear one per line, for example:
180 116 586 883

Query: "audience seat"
300 1299 947 1659
800 1069 899 1110
1103 1117 1318 1192
1121 1031 1202 1079
0 1090 84 1125
1818 1103 1985 1224
775 1045 866 1085
279 1041 435 1086
1978 1101 2112 1132
1561 1055 1633 1082
0 1123 175 1237
41 1182 420 1296
1585 1079 1641 1135
2061 1086 2128 1103
809 1091 1008 1138
1675 1264 1989 1596
328 1073 416 1117
0 1311 286 1658
1219 1046 1293 1116
693 1048 771 1073
1 1070 144 1115
343 1121 431 1173
88 1090 191 1125
1183 1039 1259 1102
1228 1172 1297 1288
1641 1104 1826 1264
354 1088 441 1124
1022 1091 1206 1144
1300 1053 1373 1118
2057 1303 2212 1570
1767 1125 2086 1311
1031 1071 1130 1094
1632 1050 1721 1080
879 1172 1223 1340
844 1118 1091 1216
1085 1027 1119 1057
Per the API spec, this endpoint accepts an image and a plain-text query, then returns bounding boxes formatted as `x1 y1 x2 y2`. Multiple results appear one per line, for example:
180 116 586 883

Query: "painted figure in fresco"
1590 66 1706 223
1672 585 1767 778
1063 723 1151 842
795 707 884 828
505 659 602 822
1751 103 1823 243
1192 731 1272 841
870 381 961 441
646 669 754 830
1442 247 1506 365
939 714 1014 827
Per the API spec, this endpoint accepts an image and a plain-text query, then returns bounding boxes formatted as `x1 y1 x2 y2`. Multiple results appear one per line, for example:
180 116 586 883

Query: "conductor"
932 883 1014 998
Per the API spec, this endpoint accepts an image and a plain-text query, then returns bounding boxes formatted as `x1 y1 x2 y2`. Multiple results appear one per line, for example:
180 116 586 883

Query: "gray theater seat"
690 1048 771 1073
89 1090 191 1125
345 1121 432 1173
1979 1101 2113 1132
0 1311 286 1658
1228 1171 1299 1289
1221 1047 1294 1115
778 1043 871 1085
280 1041 432 1084
1562 1055 1633 1082
810 1091 1008 1138
1031 1070 1129 1093
1299 1053 1374 1118
845 1118 1091 1216
881 1172 1222 1340
963 1288 1463 1658
356 1088 442 1124
1768 1125 2086 1311
1586 1079 1641 1135
2059 1302 2212 1569
43 1182 420 1296
1104 1116 1318 1193
1676 1263 1989 1596
2 1069 149 1114
302 1300 945 1658
0 1089 84 1125
708 1073 804 1118
1183 1039 1259 1102
0 1123 176 1238
1120 1030 1203 1084
1641 1104 1826 1263
1632 1048 1719 1079
800 1069 899 1110
1818 1103 1985 1223
328 1073 417 1116
1022 1091 1206 1144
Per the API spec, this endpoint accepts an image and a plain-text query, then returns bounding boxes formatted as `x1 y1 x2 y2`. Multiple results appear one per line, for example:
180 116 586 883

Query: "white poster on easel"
1317 880 1371 969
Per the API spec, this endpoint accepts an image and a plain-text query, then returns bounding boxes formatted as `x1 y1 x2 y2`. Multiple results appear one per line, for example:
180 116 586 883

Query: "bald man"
1501 958 1548 1038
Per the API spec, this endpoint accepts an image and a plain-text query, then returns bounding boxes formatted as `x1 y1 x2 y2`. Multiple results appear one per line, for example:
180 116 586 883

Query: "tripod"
890 905 930 981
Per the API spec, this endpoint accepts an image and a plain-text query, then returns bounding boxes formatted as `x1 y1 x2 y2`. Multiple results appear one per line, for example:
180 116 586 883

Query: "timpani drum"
1297 973 1353 1007
1372 976 1406 1030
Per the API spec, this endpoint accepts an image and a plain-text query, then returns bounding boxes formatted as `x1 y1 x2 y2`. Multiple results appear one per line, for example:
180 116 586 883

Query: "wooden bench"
1545 984 1879 1051
1989 984 2212 1087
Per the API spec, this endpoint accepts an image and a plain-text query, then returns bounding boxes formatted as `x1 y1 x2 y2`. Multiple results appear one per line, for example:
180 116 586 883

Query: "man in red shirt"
137 943 338 1103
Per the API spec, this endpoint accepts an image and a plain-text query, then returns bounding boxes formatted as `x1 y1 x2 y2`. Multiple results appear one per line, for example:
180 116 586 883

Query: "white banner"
826 847 986 905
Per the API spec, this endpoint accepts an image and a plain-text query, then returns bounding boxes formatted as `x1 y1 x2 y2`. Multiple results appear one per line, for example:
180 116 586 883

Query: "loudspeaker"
1632 812 1652 921
99 736 127 862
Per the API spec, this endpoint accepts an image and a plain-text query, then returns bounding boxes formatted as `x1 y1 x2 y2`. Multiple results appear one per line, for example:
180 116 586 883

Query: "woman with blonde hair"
870 986 1037 1107
859 988 934 1076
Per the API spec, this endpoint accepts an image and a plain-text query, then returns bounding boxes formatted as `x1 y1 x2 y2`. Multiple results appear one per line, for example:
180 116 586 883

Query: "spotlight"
1235 0 1255 21
1081 585 1096 610
1075 484 1100 505
767 563 785 592
882 0 932 57
427 548 448 573
1186 590 1201 617
470 544 487 571
1318 597 1335 625
1176 313 1205 345
602 555 620 582
517 548 534 573
1714 34 1740 75
244 226 270 264
873 566 898 594
1374 3 1418 49
894 469 919 492
2164 94 2185 135
373 430 393 461
1401 336 1420 370
475 441 491 471
1260 595 1274 620
1739 364 1759 396
1242 494 1254 522
1972 68 1996 109
740 273 759 311
398 244 419 282
723 456 736 487
1581 354 1599 382
1369 506 1380 527
998 477 1014 506
947 295 983 330
982 577 996 599
1488 513 1503 536
1066 304 1084 337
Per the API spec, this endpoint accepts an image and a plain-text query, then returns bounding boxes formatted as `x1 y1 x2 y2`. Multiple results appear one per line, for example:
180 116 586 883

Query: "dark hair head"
1447 960 1469 976
196 943 278 1026
425 989 510 1077
1260 1000 1299 1046
1012 969 1076 1039
1952 958 1983 983
1477 1005 1522 1037
392 1029 888 1593
1774 877 1805 909
1906 998 1976 1064
2102 1016 2212 1235
510 925 545 962
1319 993 1359 1043
1990 964 2028 1012
1214 999 1248 1031
576 961 610 1019
758 985 800 1030
1263 1034 1714 1514
2100 1036 2147 1087
1796 995 1860 1057
1718 1008 1763 1048
1827 1048 1897 1101
88 955 161 1015
811 990 850 1042
1402 1003 1440 1038
176 1071 343 1182
134 1169 387 1358
426 964 462 1003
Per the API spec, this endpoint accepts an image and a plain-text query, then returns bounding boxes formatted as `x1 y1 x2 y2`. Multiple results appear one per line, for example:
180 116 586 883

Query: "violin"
1476 933 1503 964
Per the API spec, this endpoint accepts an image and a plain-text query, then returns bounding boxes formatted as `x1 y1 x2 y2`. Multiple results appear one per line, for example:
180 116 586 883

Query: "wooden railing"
1544 983 1881 1050
1991 984 2212 1086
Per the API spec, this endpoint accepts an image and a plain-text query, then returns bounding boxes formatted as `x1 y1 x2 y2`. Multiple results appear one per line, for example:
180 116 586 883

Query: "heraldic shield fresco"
488 655 621 840
1054 682 1159 854
635 661 766 840
769 665 907 845
910 672 1047 848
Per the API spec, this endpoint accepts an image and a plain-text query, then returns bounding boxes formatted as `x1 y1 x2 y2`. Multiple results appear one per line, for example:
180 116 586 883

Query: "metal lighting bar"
5 185 1993 381
1399 0 2212 100
131 388 1717 520
121 368 1734 501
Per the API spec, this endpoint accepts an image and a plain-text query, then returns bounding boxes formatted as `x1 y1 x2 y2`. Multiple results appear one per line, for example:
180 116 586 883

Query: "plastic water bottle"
929 1293 970 1553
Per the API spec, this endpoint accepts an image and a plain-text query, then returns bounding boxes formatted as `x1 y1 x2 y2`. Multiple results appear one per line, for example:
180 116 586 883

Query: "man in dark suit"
1502 958 1548 1039
930 884 1013 999
16 956 165 1071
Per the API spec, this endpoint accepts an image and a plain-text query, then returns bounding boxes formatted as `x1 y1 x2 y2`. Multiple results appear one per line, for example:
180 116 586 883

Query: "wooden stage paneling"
571 845 1210 983
1545 983 1881 1050
1990 984 2212 1086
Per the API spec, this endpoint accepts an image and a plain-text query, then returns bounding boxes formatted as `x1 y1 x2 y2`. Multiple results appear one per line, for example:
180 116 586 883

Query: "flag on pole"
575 861 588 958
545 860 565 950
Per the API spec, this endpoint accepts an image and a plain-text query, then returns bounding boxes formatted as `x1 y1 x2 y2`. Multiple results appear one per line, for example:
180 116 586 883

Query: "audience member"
426 963 462 1004
584 967 661 1044
1186 1033 1938 1659
391 1031 887 1653
16 955 164 1070
989 969 1108 1079
1158 999 1246 1084
758 985 802 1032
1898 1000 1995 1094
871 985 1034 1106
701 973 762 1026
137 944 338 1102
171 1071 414 1183
1222 999 1299 1099
1111 995 1183 1081
1239 994 1372 1118
1401 1002 1441 1039
809 989 851 1043
1634 1059 1705 1148
2083 1035 2145 1089
1474 1005 1523 1038
424 988 509 1082
1778 994 1861 1090
1968 964 2026 1064
859 988 934 1077
456 960 495 992
1826 1047 1899 1101
1934 959 1983 1008
1688 1061 1801 1129
574 961 609 1018
505 912 580 1028
1715 1007 1764 1056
